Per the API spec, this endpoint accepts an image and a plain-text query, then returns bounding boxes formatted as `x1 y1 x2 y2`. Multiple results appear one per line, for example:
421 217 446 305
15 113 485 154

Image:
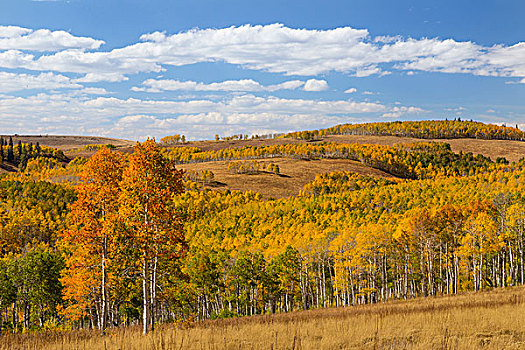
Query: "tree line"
0 137 67 170
165 141 495 180
284 120 525 141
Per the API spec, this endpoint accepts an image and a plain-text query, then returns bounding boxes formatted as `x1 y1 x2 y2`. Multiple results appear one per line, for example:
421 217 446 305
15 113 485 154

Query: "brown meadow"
3 286 525 350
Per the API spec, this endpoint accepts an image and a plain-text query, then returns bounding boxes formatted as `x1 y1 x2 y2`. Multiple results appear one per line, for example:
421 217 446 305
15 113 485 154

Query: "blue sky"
0 0 523 140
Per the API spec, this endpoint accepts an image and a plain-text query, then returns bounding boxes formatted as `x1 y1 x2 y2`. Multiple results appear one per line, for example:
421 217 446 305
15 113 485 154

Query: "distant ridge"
284 120 525 141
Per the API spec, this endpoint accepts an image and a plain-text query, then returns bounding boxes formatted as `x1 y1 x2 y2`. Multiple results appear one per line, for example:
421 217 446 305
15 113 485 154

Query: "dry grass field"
4 286 525 350
178 135 525 197
324 135 525 164
180 157 397 198
6 133 525 163
180 135 525 164
5 133 523 196
0 135 136 158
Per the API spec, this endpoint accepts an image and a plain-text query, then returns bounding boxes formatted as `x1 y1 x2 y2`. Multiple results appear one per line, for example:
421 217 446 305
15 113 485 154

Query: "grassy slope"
5 133 525 162
180 157 397 198
4 133 524 196
5 286 525 349
0 135 136 158
176 135 525 197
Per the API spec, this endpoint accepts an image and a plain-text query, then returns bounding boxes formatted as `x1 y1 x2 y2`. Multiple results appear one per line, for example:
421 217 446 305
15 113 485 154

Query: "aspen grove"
1 121 525 333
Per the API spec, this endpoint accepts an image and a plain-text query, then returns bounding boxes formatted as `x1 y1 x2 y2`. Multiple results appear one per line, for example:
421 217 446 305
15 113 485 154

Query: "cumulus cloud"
77 87 110 95
74 73 129 83
0 23 520 140
0 71 81 93
0 92 422 139
0 26 32 38
381 106 425 118
0 25 104 51
133 78 305 93
303 79 329 91
0 23 521 82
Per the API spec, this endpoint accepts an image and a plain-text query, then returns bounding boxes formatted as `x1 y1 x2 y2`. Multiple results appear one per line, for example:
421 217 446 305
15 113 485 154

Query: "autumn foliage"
3 120 525 337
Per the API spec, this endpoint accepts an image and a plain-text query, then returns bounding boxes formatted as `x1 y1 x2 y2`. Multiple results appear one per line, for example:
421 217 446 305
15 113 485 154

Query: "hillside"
3 120 525 341
0 135 136 158
169 133 525 164
2 132 524 196
175 135 525 197
180 157 397 198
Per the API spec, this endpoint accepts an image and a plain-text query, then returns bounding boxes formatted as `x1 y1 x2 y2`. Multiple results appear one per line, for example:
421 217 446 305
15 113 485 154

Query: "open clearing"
176 135 525 197
5 286 525 349
1 135 136 158
324 135 525 163
6 134 525 195
6 133 525 163
178 135 525 164
180 157 397 198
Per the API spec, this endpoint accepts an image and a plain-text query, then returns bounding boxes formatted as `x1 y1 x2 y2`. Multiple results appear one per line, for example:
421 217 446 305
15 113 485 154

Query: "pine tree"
0 138 4 162
7 137 14 162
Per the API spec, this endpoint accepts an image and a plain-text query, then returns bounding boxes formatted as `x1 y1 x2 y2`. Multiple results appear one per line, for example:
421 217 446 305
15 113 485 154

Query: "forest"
1 120 525 337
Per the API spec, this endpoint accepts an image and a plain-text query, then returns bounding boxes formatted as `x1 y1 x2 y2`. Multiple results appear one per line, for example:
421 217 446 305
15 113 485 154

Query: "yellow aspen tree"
60 147 124 333
118 139 185 334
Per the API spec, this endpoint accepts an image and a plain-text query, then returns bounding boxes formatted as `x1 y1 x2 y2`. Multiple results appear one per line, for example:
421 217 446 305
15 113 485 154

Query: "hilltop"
0 135 136 158
3 120 525 197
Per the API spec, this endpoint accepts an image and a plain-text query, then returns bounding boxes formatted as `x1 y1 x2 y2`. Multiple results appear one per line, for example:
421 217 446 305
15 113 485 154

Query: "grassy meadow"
3 286 525 350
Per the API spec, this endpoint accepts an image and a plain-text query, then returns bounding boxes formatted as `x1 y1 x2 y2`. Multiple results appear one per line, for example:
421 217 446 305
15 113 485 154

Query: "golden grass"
324 135 525 164
173 135 525 164
2 135 135 151
180 157 397 198
176 135 525 197
4 132 525 163
4 286 525 349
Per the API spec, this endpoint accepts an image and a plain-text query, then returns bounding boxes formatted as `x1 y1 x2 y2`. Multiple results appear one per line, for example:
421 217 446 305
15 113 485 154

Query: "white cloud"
74 73 129 83
303 79 329 91
77 87 110 95
354 66 383 77
344 88 357 93
134 78 306 93
0 71 81 93
381 106 425 118
444 106 466 112
0 25 104 51
0 26 32 38
0 24 523 81
0 92 422 139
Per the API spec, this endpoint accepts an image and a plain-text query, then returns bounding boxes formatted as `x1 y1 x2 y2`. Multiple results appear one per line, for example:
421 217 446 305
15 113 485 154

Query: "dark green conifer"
7 137 14 162
17 140 22 162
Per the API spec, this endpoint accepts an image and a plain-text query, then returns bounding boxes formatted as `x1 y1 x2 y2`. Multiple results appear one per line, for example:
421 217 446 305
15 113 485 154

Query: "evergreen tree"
7 137 14 162
17 140 22 162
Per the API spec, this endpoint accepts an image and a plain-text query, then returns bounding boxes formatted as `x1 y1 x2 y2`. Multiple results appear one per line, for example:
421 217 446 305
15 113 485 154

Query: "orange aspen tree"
60 147 124 333
118 139 185 334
